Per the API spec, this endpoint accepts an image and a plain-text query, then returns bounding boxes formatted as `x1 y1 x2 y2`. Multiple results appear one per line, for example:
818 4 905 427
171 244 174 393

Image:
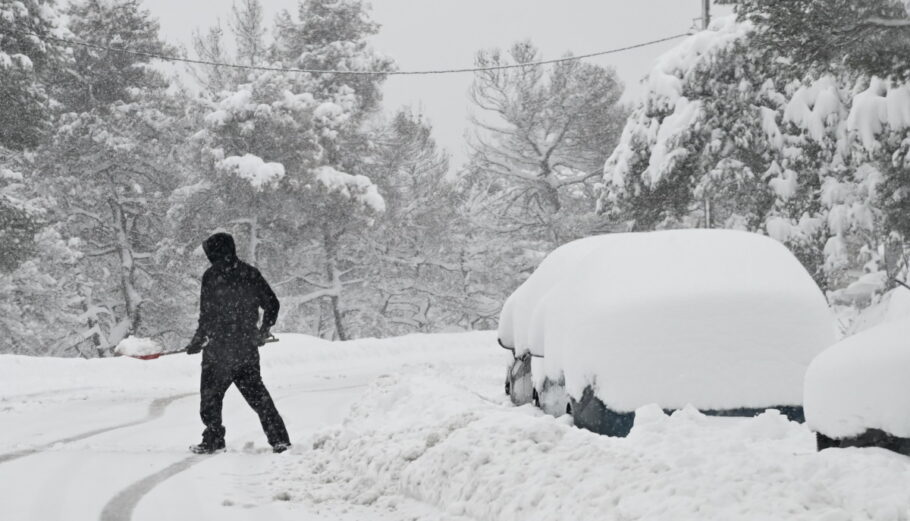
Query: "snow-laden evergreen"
601 15 910 330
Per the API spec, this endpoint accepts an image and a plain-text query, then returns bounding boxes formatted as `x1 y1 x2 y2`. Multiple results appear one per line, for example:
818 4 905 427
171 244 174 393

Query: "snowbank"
533 229 835 412
276 370 910 521
805 318 910 439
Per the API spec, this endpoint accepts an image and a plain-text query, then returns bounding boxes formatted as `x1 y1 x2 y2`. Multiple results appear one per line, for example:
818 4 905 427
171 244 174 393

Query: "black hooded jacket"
190 232 280 361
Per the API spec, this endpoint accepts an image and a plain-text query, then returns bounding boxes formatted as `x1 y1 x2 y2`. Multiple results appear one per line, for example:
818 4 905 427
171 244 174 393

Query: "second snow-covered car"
499 229 837 436
805 315 910 456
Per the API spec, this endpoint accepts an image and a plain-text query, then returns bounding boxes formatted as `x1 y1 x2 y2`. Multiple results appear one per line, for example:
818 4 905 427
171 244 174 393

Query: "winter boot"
272 442 291 454
189 440 226 454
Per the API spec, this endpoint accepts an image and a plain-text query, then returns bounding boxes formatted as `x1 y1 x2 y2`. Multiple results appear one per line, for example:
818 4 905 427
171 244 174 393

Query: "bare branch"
84 246 118 257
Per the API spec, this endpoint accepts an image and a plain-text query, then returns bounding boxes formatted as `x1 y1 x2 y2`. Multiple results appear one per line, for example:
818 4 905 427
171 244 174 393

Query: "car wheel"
532 389 540 408
505 378 511 396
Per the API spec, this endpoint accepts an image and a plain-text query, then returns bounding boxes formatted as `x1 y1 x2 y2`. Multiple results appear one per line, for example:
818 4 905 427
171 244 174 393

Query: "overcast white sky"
145 0 732 168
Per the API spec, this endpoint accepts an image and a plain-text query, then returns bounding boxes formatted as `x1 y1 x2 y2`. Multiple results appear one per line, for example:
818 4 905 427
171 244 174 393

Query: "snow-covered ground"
3 332 910 521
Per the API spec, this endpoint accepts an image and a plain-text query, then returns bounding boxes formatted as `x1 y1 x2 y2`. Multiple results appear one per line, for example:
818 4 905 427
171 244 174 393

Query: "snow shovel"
133 349 185 361
124 335 280 361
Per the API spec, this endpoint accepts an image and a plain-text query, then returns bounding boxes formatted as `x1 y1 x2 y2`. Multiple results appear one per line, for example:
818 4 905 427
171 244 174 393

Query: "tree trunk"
110 199 142 337
249 214 259 265
322 225 347 341
80 285 105 357
704 197 713 229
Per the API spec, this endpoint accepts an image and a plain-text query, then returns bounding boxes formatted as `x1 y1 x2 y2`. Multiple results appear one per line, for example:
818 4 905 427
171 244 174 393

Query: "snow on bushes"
528 229 835 412
805 317 910 439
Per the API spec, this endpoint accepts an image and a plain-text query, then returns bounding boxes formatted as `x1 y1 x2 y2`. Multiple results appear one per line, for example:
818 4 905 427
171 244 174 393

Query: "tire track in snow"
0 392 195 465
99 455 206 521
96 381 371 521
2 385 95 401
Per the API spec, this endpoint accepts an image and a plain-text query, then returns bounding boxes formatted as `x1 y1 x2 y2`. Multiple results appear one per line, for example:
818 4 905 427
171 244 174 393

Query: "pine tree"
57 0 172 111
267 0 392 339
355 109 464 334
231 0 266 67
601 16 907 311
0 1 92 355
180 0 392 340
36 0 188 355
0 0 59 268
723 0 910 80
468 41 626 247
0 149 85 356
0 0 61 150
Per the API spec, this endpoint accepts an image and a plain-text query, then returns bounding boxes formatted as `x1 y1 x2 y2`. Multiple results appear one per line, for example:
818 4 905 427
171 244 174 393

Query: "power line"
18 29 691 76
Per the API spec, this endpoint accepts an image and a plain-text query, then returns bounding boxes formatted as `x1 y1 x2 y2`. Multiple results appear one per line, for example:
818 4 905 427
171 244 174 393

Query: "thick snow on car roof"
805 317 910 439
497 235 605 356
528 229 835 412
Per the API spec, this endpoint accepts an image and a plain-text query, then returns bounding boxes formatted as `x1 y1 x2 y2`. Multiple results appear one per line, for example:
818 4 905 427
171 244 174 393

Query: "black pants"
199 358 290 447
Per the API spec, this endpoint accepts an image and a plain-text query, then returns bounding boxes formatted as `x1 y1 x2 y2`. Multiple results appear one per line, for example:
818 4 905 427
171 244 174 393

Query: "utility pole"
702 0 711 30
701 0 712 228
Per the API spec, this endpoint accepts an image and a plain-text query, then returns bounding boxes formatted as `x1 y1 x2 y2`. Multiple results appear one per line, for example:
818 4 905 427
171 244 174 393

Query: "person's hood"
202 232 238 267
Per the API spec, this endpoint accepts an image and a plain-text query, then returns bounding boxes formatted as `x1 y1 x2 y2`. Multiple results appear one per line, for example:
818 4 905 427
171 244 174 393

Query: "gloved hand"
185 341 203 355
257 328 273 347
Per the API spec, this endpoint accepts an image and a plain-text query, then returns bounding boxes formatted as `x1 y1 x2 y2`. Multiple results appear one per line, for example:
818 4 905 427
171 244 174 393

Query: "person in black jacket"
186 232 291 454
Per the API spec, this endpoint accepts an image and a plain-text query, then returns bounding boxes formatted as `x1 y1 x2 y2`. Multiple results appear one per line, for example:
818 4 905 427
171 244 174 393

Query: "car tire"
532 389 540 408
816 432 837 451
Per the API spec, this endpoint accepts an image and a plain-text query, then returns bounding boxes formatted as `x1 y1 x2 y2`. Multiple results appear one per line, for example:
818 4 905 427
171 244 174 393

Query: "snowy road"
0 374 369 520
4 332 910 521
0 333 501 521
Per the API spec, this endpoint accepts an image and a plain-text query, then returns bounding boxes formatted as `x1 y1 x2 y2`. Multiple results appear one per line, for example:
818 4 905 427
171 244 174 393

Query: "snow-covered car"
805 317 910 456
499 229 837 436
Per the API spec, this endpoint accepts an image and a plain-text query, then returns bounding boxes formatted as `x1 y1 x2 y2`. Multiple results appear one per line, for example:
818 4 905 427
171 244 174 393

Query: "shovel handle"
133 350 185 360
130 336 280 360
